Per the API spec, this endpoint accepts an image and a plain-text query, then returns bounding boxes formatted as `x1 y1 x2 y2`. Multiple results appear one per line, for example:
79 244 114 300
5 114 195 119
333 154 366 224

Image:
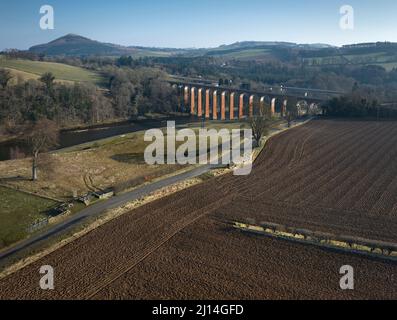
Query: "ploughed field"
1 119 396 300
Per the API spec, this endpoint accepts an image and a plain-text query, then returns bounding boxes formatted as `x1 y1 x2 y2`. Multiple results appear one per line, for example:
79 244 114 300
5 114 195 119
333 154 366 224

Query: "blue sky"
1 0 397 50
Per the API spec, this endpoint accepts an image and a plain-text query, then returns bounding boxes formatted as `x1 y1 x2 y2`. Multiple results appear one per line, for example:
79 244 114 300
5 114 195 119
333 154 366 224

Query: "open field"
219 49 273 60
0 56 103 85
0 119 396 300
0 187 56 250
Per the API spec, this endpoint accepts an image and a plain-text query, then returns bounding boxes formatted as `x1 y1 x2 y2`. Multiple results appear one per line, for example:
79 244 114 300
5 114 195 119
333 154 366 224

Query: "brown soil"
0 119 396 300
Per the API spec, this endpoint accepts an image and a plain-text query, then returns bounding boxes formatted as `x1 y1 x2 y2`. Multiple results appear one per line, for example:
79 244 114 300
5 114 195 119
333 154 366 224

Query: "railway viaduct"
168 77 345 120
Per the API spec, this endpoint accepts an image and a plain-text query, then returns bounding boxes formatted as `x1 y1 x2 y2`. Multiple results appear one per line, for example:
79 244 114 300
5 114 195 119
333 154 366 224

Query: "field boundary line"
233 221 397 262
0 183 63 203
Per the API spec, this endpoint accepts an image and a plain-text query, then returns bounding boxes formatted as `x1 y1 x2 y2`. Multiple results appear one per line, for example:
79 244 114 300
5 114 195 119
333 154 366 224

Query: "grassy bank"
0 186 56 250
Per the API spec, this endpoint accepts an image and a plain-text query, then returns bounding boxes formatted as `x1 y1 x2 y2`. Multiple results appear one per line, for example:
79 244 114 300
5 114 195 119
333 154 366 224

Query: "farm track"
0 119 397 300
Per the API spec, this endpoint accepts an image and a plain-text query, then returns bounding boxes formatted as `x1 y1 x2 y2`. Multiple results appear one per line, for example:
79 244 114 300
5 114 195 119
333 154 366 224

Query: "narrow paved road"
0 165 215 262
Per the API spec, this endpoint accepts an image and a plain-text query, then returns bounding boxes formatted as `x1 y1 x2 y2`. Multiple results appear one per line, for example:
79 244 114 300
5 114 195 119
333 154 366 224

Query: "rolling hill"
29 34 131 56
29 34 180 57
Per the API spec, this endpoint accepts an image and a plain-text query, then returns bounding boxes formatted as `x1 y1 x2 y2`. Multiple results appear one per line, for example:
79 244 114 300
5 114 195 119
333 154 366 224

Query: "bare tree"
39 72 55 91
0 68 13 89
286 98 298 128
26 119 59 181
248 102 269 146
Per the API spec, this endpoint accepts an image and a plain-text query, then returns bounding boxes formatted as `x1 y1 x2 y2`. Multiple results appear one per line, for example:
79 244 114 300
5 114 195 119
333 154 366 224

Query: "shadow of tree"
111 153 146 165
0 176 29 182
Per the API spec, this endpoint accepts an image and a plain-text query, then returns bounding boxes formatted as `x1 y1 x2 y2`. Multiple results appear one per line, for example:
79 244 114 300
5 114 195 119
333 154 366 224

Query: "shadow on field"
111 153 146 165
0 176 29 182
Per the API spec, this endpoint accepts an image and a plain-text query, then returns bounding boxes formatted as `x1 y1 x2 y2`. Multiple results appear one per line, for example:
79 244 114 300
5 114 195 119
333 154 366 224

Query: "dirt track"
0 119 396 300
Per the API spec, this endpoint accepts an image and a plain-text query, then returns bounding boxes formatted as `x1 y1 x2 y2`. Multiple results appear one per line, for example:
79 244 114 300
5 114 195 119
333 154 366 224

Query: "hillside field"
303 51 397 70
0 56 104 85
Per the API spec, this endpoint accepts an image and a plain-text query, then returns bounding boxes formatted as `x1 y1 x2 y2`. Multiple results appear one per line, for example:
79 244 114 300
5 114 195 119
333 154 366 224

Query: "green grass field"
0 56 103 85
221 49 272 60
0 187 56 249
378 62 397 71
303 51 397 69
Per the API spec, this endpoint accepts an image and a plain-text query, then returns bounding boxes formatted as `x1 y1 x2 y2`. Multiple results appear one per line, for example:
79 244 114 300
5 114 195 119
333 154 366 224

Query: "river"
0 116 197 161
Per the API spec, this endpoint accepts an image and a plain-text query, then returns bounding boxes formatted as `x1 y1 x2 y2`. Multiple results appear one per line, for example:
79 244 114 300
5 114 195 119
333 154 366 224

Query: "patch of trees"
0 63 179 129
2 49 45 61
104 66 178 118
116 56 133 67
323 87 397 118
0 70 113 127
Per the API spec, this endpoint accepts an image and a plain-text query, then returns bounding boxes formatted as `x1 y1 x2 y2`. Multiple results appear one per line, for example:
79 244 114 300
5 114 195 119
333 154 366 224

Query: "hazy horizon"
4 32 397 52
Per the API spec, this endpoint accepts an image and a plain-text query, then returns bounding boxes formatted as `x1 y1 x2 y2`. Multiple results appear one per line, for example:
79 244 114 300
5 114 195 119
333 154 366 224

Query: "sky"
1 0 397 50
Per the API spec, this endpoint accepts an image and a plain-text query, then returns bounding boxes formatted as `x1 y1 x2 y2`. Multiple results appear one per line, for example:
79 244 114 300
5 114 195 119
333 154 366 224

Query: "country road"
0 164 215 262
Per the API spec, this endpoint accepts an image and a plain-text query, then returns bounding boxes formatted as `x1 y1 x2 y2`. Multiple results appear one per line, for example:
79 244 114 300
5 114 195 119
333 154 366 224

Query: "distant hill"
29 34 133 56
202 41 335 61
27 35 397 69
215 41 334 50
206 40 397 68
29 34 182 57
28 35 336 58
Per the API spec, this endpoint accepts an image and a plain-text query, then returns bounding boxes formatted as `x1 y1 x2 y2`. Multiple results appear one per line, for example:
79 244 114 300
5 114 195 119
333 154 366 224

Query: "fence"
27 217 49 233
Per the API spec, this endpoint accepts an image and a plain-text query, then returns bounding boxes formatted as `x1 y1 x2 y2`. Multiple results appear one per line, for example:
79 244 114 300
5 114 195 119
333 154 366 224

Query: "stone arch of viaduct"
173 83 324 120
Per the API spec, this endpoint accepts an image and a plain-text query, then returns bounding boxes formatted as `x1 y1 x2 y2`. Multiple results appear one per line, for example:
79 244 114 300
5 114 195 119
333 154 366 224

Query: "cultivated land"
0 56 103 85
1 119 396 299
